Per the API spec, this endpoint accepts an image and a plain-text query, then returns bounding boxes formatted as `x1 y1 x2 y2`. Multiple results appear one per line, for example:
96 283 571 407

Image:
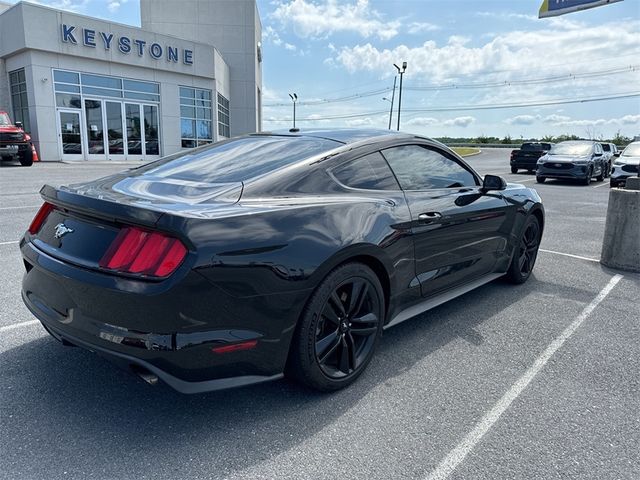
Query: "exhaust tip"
131 365 159 386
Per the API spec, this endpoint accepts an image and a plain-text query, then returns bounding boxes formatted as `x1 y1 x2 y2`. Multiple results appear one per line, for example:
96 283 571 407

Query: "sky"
11 0 640 139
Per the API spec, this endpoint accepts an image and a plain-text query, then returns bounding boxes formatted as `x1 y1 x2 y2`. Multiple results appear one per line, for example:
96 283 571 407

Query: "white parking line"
0 240 19 246
539 249 599 263
593 182 610 188
0 320 40 333
0 205 40 210
425 273 623 480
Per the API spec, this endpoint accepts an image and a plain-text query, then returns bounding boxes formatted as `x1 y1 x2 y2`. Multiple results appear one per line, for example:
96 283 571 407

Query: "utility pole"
384 76 397 130
289 93 298 130
393 62 407 131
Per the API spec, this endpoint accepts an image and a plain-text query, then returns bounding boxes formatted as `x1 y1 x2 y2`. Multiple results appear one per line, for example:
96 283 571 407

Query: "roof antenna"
289 128 300 133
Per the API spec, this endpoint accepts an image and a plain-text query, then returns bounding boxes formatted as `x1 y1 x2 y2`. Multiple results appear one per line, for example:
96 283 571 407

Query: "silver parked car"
536 141 606 185
610 141 640 188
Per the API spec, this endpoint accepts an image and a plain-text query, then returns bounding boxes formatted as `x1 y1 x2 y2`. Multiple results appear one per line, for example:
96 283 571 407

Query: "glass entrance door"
84 99 106 160
57 110 84 161
105 101 126 161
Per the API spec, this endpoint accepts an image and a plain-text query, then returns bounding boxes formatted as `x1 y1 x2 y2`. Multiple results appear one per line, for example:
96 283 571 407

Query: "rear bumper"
20 239 308 393
25 296 283 394
510 159 539 169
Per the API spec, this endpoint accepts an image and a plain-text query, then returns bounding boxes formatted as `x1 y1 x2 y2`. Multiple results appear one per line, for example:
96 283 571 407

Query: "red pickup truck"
0 110 33 166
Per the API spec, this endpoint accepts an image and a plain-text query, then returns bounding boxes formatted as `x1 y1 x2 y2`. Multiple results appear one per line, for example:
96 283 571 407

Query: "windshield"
622 143 640 157
549 142 592 156
0 113 11 126
138 135 342 184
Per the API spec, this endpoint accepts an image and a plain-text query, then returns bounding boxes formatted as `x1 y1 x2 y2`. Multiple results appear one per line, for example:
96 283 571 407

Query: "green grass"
451 147 481 157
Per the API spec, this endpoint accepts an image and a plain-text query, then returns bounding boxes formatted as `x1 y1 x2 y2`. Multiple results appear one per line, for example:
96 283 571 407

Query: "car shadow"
0 273 597 478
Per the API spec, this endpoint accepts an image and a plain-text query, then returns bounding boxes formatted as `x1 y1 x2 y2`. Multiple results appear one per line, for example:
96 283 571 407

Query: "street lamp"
383 75 397 130
393 62 407 131
289 93 298 130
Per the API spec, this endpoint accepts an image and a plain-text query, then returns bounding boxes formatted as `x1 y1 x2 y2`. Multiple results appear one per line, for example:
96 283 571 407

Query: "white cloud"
271 0 401 40
407 22 440 34
107 0 128 13
543 114 571 123
443 116 475 127
545 115 640 127
506 115 539 125
406 117 439 126
620 114 640 124
332 19 640 87
405 116 475 128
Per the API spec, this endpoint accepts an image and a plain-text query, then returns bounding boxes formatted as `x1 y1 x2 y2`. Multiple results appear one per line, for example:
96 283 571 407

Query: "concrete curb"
600 177 640 273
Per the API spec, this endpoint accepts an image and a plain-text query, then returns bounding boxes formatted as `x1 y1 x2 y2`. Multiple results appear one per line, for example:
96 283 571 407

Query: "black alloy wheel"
505 215 541 284
288 263 384 391
582 168 592 185
511 167 518 174
536 176 546 183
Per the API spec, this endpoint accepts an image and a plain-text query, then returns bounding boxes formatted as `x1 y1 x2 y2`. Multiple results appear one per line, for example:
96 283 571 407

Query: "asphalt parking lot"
1 150 638 480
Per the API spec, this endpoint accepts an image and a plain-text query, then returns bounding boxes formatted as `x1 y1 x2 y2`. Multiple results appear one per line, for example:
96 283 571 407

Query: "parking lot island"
601 177 640 272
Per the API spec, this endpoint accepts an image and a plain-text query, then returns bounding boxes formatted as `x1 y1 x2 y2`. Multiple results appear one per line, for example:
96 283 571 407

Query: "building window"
180 86 213 148
52 70 160 109
9 69 30 132
217 93 230 138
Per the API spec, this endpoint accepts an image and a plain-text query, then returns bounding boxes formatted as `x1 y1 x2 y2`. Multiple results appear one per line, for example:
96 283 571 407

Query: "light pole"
393 62 407 131
383 76 397 130
289 93 298 130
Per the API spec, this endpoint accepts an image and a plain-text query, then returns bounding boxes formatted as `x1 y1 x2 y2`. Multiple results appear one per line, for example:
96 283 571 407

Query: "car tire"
527 170 534 174
582 169 592 185
596 167 604 182
19 150 33 167
536 176 545 183
505 215 541 285
511 167 518 174
287 262 385 391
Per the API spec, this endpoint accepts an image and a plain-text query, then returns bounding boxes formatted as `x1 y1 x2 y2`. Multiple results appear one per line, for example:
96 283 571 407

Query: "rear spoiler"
40 184 163 228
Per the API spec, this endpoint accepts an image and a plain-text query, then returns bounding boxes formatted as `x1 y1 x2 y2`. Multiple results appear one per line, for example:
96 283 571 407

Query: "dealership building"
0 0 262 161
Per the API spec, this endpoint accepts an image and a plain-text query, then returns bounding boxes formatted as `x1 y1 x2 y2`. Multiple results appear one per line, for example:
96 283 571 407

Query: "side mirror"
15 121 23 129
481 174 507 193
613 152 621 158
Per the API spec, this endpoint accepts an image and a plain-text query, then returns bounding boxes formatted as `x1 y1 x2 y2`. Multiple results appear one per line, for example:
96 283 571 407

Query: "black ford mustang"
20 129 544 393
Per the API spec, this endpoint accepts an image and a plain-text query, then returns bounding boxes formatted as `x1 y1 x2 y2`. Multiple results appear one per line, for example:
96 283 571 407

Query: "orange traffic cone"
31 144 39 162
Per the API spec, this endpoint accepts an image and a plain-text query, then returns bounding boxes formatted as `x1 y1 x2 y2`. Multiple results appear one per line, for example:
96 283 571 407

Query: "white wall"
140 0 262 136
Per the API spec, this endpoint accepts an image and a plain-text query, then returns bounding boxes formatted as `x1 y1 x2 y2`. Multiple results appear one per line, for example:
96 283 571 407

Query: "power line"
406 65 638 91
264 87 391 107
263 91 640 122
264 65 638 107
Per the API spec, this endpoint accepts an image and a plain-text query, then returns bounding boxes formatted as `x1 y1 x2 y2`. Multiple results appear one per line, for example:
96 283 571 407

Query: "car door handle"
418 212 442 223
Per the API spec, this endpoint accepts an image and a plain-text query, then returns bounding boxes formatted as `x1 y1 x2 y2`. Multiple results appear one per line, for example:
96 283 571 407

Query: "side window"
330 152 400 190
381 145 477 190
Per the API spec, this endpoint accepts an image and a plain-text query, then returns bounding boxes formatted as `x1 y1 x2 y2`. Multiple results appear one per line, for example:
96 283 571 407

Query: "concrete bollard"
600 177 640 272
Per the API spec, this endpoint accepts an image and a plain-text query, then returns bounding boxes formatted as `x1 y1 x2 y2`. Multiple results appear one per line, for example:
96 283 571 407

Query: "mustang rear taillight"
99 227 187 278
28 202 55 234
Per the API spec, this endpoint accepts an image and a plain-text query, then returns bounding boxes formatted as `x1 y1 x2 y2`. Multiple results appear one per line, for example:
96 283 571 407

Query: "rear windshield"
521 143 551 151
0 113 11 126
601 144 611 152
549 142 592 156
622 144 640 157
139 136 341 183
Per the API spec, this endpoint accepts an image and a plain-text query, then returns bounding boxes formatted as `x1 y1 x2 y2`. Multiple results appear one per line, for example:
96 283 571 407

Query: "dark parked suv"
536 141 606 185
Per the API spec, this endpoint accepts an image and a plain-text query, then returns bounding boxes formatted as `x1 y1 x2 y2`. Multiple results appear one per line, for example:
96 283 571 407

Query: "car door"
381 144 512 297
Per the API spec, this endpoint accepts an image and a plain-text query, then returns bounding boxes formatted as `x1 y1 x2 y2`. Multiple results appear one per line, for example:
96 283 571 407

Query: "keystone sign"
539 0 623 18
60 24 194 65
